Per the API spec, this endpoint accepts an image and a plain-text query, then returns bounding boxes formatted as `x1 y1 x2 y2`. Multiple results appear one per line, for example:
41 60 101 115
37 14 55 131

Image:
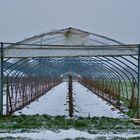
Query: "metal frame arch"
91 57 130 99
81 57 123 96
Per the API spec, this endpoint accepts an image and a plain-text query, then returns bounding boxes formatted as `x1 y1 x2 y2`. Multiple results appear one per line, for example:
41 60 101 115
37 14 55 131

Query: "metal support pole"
0 42 3 115
137 44 140 118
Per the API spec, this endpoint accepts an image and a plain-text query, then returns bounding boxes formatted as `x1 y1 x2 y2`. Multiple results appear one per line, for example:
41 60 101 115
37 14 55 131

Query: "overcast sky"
0 0 140 44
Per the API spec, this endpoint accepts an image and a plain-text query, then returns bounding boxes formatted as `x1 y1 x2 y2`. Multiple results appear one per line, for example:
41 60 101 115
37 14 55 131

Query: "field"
0 115 140 139
1 82 140 139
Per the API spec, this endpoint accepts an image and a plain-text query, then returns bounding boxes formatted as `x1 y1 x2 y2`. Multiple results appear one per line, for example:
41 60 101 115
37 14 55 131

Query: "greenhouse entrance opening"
0 27 140 119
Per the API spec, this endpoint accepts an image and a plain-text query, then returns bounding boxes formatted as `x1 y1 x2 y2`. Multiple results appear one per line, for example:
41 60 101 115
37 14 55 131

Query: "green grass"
0 115 140 140
0 115 139 133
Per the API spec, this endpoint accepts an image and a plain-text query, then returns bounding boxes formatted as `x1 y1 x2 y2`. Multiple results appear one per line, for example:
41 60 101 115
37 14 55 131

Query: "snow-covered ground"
15 82 126 118
73 82 126 118
1 82 134 139
15 82 68 116
1 129 140 140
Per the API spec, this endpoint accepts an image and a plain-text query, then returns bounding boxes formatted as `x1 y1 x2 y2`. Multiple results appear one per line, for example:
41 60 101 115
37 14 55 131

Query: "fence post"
0 42 4 115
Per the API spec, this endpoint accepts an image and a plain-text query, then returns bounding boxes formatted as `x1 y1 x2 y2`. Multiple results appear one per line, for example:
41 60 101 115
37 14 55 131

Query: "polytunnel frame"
4 57 122 101
79 57 137 111
0 40 140 118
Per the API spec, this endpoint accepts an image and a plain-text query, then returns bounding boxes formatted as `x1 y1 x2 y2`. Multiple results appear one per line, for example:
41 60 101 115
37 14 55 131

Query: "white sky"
0 0 140 44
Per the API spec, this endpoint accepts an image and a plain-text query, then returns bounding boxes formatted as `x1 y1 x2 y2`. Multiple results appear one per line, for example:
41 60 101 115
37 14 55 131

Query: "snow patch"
73 82 126 118
15 82 68 116
0 129 140 139
15 82 127 118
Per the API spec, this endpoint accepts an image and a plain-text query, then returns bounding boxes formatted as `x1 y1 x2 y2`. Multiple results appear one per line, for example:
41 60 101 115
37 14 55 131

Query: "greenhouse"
0 27 140 119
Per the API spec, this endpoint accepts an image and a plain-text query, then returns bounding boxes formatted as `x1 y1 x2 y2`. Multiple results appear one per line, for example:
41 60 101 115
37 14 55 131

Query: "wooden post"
68 75 73 117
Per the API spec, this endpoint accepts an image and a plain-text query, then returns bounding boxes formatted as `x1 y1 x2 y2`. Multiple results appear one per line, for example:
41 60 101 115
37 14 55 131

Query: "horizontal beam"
1 44 139 58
